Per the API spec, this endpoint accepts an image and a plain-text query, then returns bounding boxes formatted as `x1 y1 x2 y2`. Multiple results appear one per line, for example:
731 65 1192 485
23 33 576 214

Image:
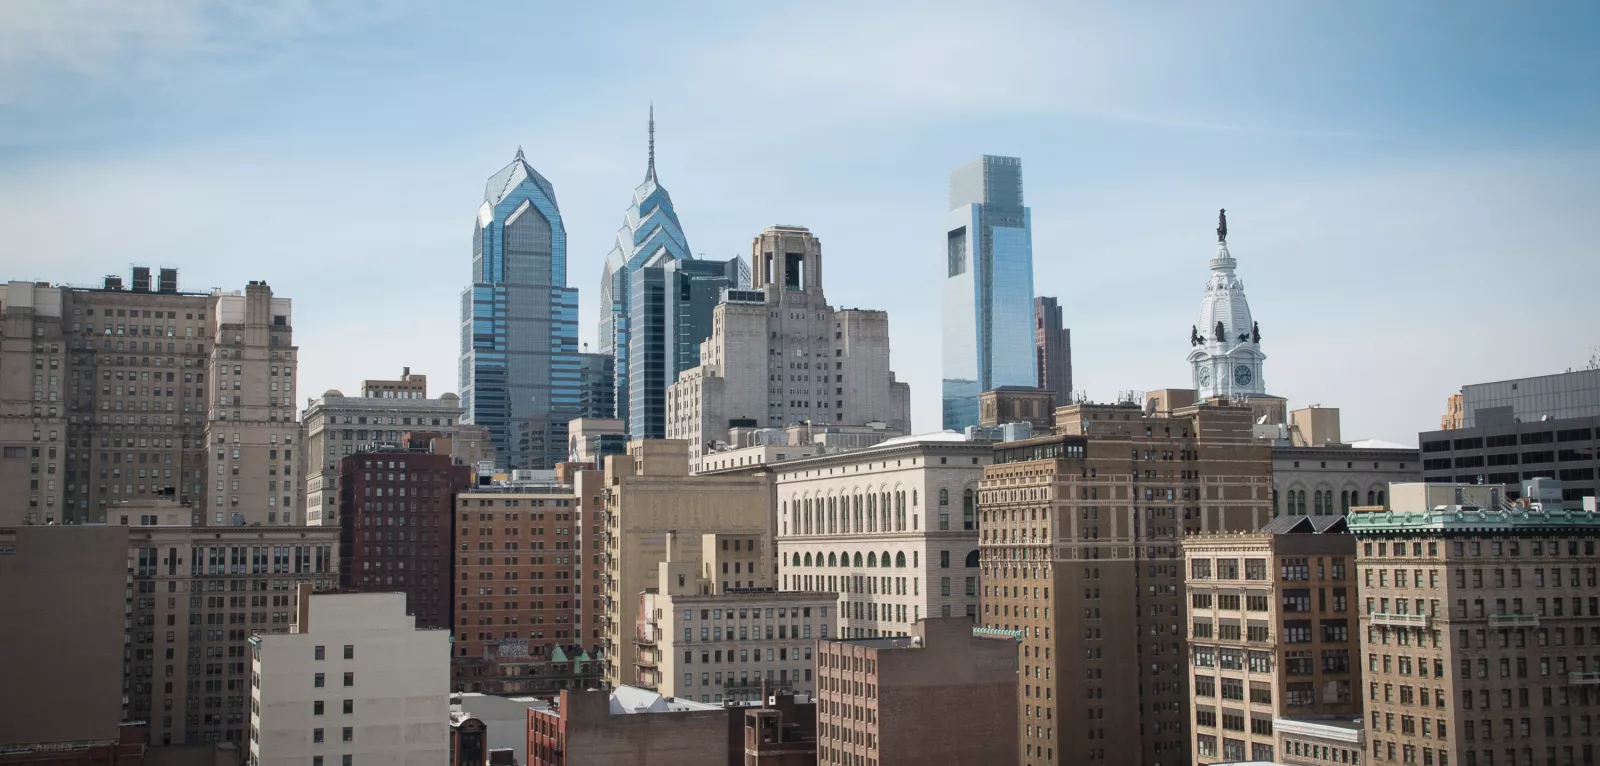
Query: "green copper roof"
550 646 569 663
973 627 1025 642
1348 507 1600 535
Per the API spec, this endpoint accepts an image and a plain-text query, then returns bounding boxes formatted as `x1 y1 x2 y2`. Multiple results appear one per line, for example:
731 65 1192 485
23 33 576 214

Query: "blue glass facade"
460 149 584 469
942 155 1036 430
599 114 747 439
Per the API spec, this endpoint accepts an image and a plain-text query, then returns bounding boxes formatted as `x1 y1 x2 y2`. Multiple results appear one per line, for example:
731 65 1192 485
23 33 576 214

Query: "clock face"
1197 366 1212 387
1234 364 1253 386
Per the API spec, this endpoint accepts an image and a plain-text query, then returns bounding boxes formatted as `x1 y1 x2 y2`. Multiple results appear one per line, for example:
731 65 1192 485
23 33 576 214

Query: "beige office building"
635 536 834 704
1350 479 1600 766
980 399 1274 766
1184 516 1362 764
249 588 449 766
0 271 300 526
120 498 338 747
302 377 489 526
600 440 773 687
665 225 910 465
766 432 991 638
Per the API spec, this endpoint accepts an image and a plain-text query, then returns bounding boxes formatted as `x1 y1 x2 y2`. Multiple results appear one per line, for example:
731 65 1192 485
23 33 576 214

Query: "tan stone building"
1350 479 1600 766
361 366 429 399
635 532 834 704
599 439 773 688
118 497 338 747
0 271 299 526
979 398 1274 766
0 525 130 749
1184 516 1361 764
769 432 991 639
665 225 911 464
816 617 1020 766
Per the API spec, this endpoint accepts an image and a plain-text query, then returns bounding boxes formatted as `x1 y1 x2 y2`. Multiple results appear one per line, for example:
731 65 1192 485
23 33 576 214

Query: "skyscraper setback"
460 149 602 470
600 108 746 440
943 155 1036 431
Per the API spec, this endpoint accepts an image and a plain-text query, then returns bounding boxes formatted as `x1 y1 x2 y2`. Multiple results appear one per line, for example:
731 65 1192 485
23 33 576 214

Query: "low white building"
249 588 450 766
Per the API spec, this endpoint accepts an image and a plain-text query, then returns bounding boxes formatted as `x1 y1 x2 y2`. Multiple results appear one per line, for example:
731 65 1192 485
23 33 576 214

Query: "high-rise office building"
600 109 747 440
979 399 1274 766
0 272 300 527
1349 479 1600 766
460 149 584 471
1421 368 1600 506
665 225 910 463
943 155 1036 431
1034 296 1071 406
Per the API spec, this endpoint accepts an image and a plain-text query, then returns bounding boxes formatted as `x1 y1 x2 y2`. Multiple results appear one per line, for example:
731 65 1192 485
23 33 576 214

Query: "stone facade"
599 440 774 688
119 499 338 747
1274 445 1421 518
771 433 991 638
980 399 1274 766
1184 520 1362 764
0 273 299 526
665 225 910 465
1349 480 1600 766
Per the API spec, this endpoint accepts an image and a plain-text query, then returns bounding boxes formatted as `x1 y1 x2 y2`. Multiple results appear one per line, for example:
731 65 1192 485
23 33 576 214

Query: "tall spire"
646 103 656 182
515 145 525 162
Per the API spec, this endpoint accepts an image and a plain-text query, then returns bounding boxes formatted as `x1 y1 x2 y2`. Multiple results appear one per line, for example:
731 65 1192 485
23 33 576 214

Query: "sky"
1 0 1597 446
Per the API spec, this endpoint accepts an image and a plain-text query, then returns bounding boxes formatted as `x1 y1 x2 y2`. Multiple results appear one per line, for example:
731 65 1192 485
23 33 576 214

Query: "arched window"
1296 490 1307 516
1366 489 1376 505
963 489 976 531
867 552 877 568
965 551 979 568
827 552 837 567
1377 490 1386 506
1272 489 1279 517
939 489 949 506
912 490 918 507
895 552 907 568
804 553 813 567
1312 490 1323 515
853 552 863 567
881 551 890 568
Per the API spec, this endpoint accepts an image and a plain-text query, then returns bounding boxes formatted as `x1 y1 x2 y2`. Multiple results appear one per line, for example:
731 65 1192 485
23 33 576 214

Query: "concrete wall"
0 525 129 745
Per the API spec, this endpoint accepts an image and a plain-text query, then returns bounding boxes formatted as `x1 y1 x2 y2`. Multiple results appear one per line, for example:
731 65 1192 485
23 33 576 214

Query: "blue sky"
1 0 1596 445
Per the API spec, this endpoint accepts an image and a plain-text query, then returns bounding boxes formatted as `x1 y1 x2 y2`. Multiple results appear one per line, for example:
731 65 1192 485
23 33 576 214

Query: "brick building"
526 686 728 766
337 443 471 629
453 480 598 690
816 617 1019 766
1184 515 1361 764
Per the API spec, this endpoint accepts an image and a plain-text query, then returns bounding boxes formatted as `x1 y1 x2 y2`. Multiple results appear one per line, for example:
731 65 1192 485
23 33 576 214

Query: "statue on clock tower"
1186 208 1267 400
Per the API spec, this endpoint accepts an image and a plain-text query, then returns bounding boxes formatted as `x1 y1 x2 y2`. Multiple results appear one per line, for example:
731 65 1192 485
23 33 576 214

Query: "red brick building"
452 483 584 659
338 443 471 629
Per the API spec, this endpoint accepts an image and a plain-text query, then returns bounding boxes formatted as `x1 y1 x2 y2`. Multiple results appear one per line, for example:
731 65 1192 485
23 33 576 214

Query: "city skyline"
2 2 1598 446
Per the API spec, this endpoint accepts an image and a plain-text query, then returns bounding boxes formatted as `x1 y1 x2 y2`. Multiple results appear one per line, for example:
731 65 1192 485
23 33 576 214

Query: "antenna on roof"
646 103 657 182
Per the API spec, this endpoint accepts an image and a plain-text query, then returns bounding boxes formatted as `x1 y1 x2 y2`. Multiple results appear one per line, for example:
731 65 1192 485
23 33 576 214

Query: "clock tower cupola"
1187 208 1267 399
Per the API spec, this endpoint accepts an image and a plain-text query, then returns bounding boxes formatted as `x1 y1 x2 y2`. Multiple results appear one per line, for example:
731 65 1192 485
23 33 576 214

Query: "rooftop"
608 685 720 715
1259 513 1350 535
1348 505 1600 534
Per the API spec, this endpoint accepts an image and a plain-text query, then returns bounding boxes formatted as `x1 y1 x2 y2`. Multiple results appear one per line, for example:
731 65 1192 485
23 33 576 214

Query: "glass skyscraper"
942 155 1036 430
599 109 747 439
460 148 583 469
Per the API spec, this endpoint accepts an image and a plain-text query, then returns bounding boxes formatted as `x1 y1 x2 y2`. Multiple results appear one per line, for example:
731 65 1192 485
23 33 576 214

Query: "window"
343 644 354 660
342 672 354 687
313 700 324 715
343 699 353 715
314 645 325 661
313 728 325 743
313 673 325 688
342 727 353 742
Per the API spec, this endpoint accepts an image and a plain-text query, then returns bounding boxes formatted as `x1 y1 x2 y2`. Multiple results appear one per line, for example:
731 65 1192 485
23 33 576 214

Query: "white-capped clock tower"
1187 209 1266 399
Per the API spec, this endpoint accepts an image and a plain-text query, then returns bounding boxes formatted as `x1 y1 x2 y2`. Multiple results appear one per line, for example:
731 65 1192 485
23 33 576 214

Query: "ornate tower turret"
1187 209 1267 399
